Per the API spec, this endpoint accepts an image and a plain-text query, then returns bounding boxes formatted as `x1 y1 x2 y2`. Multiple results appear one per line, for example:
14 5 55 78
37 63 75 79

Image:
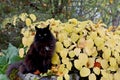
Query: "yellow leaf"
21 28 25 34
74 48 81 56
74 59 82 70
19 48 24 58
97 27 106 37
56 42 64 53
109 57 117 67
62 58 69 64
19 13 28 21
89 73 96 80
58 32 68 42
114 72 120 80
63 39 71 48
27 36 34 47
69 50 76 58
60 49 68 58
22 37 28 47
94 37 104 50
77 37 86 48
86 38 94 49
23 30 30 37
57 76 63 80
63 68 69 74
68 18 78 25
66 62 72 70
64 23 74 33
101 70 113 80
87 58 95 68
108 65 118 71
25 18 32 26
29 14 36 22
13 15 18 26
102 47 111 60
89 32 97 40
64 73 70 80
71 33 79 42
78 53 88 66
80 67 90 77
101 59 109 69
93 67 100 75
22 35 34 47
58 64 65 73
84 47 93 56
52 53 60 65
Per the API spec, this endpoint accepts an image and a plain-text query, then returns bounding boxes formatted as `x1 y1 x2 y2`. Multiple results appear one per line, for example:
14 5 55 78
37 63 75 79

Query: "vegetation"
0 0 120 49
0 0 120 79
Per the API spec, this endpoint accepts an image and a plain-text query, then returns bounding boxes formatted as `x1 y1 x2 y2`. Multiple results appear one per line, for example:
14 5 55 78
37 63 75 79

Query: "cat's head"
35 24 52 42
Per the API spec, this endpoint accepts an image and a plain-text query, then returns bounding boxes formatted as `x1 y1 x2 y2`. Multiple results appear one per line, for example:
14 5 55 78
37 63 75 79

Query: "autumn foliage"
17 13 120 80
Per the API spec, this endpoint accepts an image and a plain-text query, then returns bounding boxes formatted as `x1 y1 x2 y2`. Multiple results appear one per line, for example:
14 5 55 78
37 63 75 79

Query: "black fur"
6 25 56 78
21 25 56 73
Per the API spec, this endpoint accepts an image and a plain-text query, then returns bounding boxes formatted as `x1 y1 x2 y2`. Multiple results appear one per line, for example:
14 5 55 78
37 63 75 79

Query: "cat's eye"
39 34 41 37
44 34 47 36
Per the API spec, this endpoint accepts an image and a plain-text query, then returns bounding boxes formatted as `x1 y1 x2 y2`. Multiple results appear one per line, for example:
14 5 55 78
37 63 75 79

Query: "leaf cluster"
0 43 21 75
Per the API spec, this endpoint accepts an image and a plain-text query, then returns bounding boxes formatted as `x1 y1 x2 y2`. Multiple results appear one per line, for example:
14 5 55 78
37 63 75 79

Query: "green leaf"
0 43 21 74
0 74 8 80
1 49 8 55
9 55 21 64
6 43 19 64
0 56 7 65
0 64 8 74
1 43 20 64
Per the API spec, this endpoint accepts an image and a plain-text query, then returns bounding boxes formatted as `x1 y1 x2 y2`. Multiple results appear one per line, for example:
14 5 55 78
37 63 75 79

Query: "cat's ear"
46 24 50 30
35 26 39 31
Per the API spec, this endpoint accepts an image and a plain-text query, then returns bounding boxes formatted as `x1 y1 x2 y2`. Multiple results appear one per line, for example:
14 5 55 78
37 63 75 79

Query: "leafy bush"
0 43 21 79
0 13 120 80
19 13 120 80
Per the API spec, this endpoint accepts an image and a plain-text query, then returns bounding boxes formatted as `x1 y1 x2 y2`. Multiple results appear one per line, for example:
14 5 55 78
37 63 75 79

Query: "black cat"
6 25 56 78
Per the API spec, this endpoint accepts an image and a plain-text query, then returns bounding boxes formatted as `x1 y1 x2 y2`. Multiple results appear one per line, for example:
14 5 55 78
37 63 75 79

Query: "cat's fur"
6 25 56 78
